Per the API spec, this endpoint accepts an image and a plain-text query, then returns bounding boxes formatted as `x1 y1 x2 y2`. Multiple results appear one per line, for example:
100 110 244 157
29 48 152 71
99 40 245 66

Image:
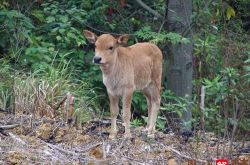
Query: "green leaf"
226 6 235 20
31 9 45 22
59 29 65 34
56 36 62 41
46 16 55 23
67 32 77 39
59 16 68 23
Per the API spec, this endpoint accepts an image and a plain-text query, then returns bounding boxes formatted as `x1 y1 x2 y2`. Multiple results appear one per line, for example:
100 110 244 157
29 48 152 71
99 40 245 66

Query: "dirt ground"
0 111 249 165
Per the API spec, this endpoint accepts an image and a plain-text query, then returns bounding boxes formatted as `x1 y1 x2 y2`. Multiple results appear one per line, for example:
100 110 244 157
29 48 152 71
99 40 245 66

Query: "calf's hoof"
109 132 117 139
142 127 149 132
144 127 155 136
124 132 132 138
147 133 155 138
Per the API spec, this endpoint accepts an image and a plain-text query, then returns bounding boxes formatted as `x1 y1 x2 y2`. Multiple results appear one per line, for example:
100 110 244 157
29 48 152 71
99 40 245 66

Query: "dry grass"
11 66 98 124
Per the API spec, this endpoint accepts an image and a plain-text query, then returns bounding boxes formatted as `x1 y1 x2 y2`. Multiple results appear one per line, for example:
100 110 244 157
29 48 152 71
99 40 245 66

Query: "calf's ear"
83 30 97 44
117 34 129 45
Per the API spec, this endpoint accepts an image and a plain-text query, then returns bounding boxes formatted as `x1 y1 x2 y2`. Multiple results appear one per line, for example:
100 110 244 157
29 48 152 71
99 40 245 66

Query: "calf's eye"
108 46 113 50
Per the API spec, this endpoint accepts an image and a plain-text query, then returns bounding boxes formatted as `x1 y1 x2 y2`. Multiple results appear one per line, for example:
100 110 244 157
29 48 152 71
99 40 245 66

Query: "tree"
165 0 193 132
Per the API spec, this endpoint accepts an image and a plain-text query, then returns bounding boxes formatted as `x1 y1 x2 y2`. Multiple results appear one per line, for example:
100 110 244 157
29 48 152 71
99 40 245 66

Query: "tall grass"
0 58 100 123
0 60 13 112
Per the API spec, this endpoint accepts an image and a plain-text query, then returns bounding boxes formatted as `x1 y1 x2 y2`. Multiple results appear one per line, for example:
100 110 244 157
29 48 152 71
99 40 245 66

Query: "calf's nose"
93 56 102 64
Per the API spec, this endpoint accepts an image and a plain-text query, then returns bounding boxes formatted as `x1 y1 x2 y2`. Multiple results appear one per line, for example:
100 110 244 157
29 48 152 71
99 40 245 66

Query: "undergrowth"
0 59 100 123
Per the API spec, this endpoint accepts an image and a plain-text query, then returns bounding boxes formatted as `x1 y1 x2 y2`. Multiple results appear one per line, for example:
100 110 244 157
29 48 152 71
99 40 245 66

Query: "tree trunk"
165 0 193 132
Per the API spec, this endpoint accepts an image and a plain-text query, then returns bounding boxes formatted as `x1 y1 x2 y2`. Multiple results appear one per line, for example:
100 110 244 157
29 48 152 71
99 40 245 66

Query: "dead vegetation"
0 111 249 165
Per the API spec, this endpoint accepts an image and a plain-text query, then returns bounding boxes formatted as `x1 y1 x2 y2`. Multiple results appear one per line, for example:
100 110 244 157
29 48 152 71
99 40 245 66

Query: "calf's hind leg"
145 83 161 135
142 88 152 130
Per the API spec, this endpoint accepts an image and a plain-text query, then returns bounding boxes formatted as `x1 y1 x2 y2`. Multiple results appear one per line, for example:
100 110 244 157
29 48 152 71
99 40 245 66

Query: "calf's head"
83 30 129 65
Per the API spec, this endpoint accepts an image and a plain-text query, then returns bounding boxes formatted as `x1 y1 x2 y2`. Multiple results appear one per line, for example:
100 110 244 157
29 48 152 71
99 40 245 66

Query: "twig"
45 142 78 155
158 20 167 33
75 142 102 153
9 132 26 145
229 98 239 156
53 95 68 110
163 144 208 163
134 0 163 19
0 124 20 130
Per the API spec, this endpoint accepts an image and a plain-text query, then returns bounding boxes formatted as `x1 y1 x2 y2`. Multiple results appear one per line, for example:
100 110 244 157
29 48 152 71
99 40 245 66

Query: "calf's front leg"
122 89 133 138
108 93 119 139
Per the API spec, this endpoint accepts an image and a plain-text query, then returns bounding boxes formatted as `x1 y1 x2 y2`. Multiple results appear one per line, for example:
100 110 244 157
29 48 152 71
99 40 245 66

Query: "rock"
167 158 177 165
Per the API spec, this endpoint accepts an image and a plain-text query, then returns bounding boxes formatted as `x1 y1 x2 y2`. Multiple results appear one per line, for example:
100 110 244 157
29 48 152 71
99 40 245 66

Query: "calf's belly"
134 73 152 90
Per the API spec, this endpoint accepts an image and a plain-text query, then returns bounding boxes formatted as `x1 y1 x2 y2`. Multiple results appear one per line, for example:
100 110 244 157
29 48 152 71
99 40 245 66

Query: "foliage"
132 92 147 114
160 90 191 132
0 10 34 46
23 0 87 71
131 118 144 127
161 90 190 118
192 0 250 138
136 26 190 44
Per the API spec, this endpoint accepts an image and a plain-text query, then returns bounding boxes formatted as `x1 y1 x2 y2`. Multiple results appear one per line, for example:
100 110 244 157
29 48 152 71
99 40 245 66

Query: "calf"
83 30 162 138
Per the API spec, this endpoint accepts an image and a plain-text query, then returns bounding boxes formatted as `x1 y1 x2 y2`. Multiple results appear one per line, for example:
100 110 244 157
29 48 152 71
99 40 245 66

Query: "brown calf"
83 30 162 138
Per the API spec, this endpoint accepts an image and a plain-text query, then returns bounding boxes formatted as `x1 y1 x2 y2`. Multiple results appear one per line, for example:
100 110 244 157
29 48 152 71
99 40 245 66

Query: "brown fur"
84 30 162 138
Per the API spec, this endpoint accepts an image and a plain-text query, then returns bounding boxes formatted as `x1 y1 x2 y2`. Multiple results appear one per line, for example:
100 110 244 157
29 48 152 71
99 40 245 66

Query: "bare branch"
164 145 208 163
75 142 102 153
134 0 163 19
0 124 20 130
9 132 26 145
45 142 78 155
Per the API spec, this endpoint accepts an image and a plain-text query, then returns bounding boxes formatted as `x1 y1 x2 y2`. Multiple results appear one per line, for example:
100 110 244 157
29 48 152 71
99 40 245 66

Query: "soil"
0 111 249 165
